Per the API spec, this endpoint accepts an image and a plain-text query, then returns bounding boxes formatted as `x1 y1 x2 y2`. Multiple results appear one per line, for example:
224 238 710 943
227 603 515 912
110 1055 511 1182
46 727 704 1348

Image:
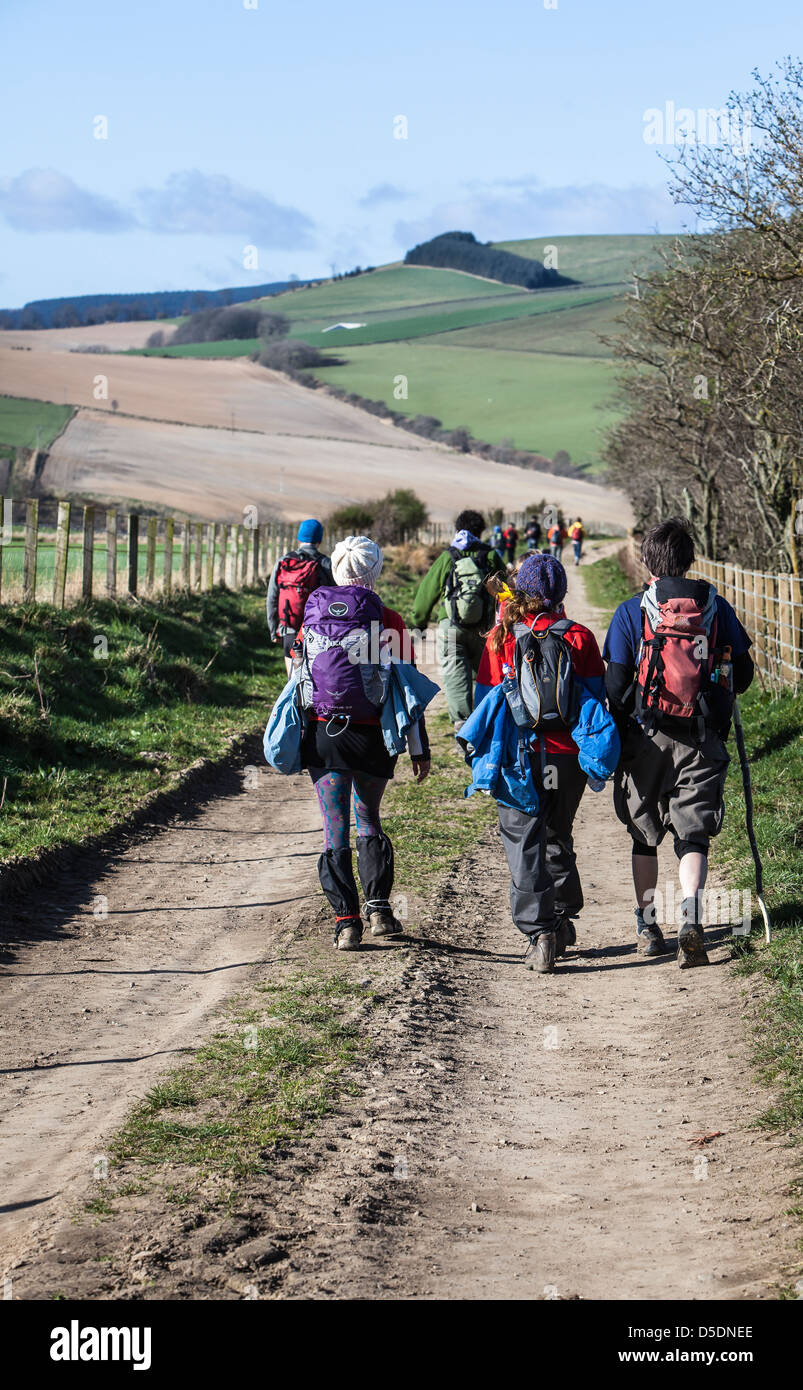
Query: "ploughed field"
0 326 633 527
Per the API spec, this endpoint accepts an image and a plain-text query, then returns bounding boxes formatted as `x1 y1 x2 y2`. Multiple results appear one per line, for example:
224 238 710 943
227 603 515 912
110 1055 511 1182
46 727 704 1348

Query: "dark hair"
641 518 695 577
455 509 484 537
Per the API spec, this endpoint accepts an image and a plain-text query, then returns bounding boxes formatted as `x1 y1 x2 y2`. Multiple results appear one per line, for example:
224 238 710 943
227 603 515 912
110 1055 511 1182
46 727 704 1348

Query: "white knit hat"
330 534 383 589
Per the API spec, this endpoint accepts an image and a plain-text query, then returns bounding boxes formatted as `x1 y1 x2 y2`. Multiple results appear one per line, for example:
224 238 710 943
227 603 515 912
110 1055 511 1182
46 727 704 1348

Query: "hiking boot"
334 918 362 951
677 922 709 969
637 925 666 957
555 917 576 957
368 907 403 937
524 931 557 974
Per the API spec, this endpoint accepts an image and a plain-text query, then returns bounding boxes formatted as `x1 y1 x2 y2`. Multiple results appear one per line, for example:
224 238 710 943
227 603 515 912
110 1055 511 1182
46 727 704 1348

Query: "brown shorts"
614 722 730 851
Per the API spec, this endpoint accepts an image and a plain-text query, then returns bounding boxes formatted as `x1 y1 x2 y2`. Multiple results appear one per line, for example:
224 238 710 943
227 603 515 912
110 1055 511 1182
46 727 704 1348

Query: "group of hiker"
265 509 753 973
491 515 586 567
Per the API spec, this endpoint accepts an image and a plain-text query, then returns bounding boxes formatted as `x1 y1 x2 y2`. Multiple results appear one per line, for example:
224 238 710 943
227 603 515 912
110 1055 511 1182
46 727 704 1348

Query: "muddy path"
0 759 324 1270
1 543 798 1299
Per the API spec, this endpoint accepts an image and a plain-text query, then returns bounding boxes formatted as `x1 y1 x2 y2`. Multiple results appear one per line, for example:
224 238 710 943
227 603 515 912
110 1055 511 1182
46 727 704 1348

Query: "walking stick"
732 698 772 944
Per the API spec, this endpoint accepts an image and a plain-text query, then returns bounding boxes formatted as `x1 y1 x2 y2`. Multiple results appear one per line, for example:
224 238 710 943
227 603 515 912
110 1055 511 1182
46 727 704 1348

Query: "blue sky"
1 0 800 306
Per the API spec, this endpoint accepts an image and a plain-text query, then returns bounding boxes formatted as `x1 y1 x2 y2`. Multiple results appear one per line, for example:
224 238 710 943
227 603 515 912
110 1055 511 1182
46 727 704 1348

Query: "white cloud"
393 179 692 248
358 183 409 208
135 170 315 245
0 168 134 233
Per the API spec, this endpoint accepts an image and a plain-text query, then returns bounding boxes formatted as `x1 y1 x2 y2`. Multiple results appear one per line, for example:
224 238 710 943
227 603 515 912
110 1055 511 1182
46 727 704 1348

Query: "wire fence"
690 555 802 693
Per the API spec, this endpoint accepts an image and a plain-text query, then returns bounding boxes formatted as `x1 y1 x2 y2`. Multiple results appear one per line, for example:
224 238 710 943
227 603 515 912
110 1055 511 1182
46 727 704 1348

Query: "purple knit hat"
514 552 567 609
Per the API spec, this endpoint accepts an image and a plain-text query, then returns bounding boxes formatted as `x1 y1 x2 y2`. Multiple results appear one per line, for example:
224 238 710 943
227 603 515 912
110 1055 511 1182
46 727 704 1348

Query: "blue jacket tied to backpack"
457 677 620 811
380 662 440 756
456 685 540 815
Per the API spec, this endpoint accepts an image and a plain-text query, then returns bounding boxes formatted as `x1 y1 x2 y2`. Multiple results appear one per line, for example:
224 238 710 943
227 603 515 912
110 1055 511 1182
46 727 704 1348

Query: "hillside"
130 236 678 471
0 336 631 528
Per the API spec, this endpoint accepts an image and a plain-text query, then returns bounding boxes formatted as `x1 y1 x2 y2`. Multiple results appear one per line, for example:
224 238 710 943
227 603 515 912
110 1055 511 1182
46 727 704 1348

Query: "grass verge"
0 587 284 865
111 976 371 1179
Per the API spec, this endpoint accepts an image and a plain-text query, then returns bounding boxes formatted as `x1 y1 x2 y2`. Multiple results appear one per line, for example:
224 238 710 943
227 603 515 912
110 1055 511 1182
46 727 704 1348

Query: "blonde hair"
490 592 549 653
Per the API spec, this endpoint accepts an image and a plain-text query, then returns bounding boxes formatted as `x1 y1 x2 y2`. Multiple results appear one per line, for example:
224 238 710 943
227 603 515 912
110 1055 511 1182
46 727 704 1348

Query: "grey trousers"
498 752 588 937
436 619 486 725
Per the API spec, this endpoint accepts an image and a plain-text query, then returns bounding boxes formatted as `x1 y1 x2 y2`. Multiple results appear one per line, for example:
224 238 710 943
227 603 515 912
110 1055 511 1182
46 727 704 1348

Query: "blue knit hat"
298 518 323 545
515 552 567 608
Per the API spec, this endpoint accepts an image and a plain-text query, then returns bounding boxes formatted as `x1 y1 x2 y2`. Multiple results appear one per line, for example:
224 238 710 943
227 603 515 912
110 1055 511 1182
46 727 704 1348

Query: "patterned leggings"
309 769 387 850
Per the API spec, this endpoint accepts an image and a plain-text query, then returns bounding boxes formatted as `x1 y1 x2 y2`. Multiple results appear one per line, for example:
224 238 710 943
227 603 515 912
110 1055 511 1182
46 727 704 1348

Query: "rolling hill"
131 236 676 471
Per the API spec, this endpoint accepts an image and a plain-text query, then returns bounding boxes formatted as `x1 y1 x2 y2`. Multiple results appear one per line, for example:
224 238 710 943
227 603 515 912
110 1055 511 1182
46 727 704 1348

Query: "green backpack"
443 544 494 629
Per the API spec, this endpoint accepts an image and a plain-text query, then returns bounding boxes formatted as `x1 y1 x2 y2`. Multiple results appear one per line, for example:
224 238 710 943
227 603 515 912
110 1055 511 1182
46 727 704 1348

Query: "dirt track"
0 549 797 1299
0 331 633 527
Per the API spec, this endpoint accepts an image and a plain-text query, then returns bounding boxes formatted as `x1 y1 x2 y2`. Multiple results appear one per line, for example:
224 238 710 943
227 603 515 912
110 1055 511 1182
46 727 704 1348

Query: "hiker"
525 516 542 551
501 522 519 565
296 536 432 952
492 522 504 553
410 509 506 733
548 519 567 559
267 519 333 674
465 552 617 973
603 518 754 967
570 518 585 566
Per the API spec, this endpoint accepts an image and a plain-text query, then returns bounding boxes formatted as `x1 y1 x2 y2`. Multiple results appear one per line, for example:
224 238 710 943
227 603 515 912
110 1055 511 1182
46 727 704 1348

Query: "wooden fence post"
193 522 204 590
146 516 158 592
53 500 71 609
226 524 239 589
81 504 94 602
238 525 248 588
181 518 191 589
214 523 226 587
778 574 795 687
766 572 780 689
106 508 117 598
127 514 139 595
250 525 259 585
205 523 216 590
163 517 174 594
790 575 802 690
23 499 39 602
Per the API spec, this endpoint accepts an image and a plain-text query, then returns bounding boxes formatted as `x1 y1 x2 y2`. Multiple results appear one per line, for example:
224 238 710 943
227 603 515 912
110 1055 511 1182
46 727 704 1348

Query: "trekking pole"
732 698 772 944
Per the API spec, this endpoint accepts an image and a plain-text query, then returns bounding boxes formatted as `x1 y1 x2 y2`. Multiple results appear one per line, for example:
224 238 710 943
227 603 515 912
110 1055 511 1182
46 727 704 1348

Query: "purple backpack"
300 586 388 722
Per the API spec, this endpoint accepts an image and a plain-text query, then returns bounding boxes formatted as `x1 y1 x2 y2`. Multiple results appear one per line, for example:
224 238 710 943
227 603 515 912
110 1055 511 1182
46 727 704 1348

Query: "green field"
494 233 674 286
255 264 521 319
0 396 75 450
314 341 618 461
126 238 682 470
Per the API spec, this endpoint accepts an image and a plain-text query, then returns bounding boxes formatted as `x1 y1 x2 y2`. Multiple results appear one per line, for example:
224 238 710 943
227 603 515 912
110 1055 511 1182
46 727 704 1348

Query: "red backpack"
636 578 721 726
276 552 324 631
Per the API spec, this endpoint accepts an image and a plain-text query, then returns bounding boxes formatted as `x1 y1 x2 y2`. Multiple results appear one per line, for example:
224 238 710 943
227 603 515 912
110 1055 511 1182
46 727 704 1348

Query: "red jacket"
477 607 604 755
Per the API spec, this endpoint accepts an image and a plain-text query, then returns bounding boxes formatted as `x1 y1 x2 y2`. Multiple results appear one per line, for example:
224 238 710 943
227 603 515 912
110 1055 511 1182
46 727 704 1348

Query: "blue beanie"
515 552 567 608
298 518 323 545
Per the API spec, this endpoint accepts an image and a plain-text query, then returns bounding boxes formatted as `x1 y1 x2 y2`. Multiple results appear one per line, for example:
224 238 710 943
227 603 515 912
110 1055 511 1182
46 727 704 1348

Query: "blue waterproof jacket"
380 662 441 755
457 684 540 814
458 677 620 811
572 679 621 781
